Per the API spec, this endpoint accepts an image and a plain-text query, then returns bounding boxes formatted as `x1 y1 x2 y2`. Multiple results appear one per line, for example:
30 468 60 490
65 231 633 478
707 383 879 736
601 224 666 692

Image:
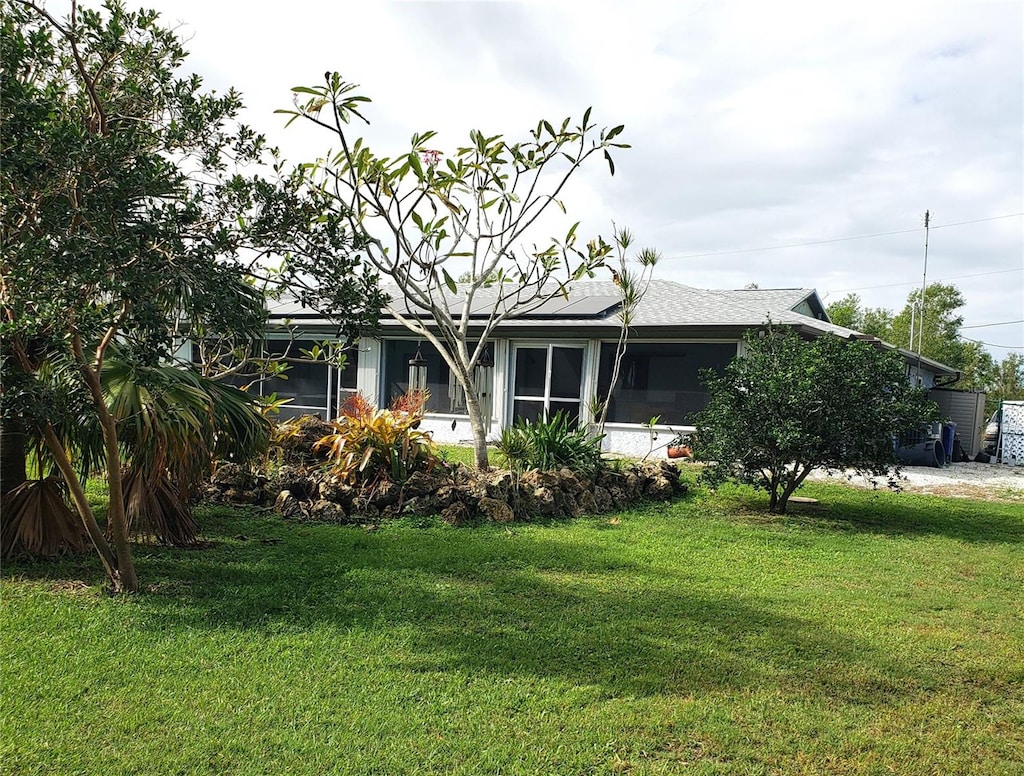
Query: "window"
265 340 332 419
383 340 486 415
191 339 357 420
336 347 359 407
597 342 736 425
512 344 585 425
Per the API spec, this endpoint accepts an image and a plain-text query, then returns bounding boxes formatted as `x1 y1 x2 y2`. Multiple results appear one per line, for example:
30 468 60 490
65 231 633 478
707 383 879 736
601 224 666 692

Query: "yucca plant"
494 411 605 476
315 407 439 485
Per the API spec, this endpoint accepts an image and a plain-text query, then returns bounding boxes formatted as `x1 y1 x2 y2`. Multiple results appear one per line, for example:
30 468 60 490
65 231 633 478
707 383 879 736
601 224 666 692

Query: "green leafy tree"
0 1 378 590
693 326 937 514
825 293 863 329
825 293 892 339
859 307 894 340
986 353 1024 413
280 74 632 469
889 283 969 368
827 283 996 386
956 340 996 393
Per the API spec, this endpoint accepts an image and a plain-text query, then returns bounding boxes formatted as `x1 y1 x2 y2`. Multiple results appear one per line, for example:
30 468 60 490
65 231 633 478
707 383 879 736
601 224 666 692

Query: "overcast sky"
127 1 1023 361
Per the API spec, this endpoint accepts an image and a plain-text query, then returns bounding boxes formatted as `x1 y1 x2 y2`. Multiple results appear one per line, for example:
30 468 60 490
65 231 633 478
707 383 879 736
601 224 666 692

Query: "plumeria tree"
281 74 634 469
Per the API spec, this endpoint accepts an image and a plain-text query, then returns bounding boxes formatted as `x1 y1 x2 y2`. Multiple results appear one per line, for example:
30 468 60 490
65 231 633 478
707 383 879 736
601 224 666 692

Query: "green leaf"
442 269 458 294
604 149 615 176
409 151 424 179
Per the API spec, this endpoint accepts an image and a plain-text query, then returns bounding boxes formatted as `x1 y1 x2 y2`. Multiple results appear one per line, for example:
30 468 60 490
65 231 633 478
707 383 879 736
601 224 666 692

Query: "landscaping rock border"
204 460 688 525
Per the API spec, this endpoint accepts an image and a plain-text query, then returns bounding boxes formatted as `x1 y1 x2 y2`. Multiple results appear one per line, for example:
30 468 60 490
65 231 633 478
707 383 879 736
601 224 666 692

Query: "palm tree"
105 358 271 546
1 354 271 557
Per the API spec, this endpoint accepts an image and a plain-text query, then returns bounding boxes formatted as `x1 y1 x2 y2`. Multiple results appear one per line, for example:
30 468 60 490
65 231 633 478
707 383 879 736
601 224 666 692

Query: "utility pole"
915 209 930 382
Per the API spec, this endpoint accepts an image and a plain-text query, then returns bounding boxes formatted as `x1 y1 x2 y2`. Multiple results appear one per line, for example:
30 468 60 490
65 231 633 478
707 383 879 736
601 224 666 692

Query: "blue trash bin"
941 422 957 465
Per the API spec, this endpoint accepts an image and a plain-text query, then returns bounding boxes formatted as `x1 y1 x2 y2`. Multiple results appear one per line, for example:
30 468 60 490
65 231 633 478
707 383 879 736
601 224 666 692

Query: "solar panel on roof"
346 289 621 320
481 294 622 318
557 296 622 316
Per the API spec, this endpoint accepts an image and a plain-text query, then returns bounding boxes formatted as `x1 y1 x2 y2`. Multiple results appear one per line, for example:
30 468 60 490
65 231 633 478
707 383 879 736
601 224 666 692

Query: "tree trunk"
40 423 120 585
73 336 138 593
767 470 782 513
776 466 813 516
463 380 490 470
85 374 138 593
0 415 27 499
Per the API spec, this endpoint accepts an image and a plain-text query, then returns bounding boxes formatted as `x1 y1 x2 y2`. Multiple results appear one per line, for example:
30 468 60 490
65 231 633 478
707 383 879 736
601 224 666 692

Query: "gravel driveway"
808 461 1024 501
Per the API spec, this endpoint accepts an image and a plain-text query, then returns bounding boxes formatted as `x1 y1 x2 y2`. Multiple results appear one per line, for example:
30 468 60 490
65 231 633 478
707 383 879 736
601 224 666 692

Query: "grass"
2 473 1023 775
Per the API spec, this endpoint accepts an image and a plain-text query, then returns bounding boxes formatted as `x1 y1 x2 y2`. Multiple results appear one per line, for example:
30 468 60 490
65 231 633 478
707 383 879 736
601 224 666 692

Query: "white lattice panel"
1000 401 1024 466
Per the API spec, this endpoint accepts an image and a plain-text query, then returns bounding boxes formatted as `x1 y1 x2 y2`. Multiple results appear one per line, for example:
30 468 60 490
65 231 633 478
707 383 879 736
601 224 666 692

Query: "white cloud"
60 0 1024 361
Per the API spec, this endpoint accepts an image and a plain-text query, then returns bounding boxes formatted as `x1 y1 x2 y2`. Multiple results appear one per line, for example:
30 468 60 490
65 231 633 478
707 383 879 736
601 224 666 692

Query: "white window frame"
509 341 588 422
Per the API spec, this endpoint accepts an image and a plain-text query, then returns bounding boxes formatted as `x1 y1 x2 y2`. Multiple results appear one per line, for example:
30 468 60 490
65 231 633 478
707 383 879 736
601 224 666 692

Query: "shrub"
315 400 439 485
694 325 938 514
495 411 604 476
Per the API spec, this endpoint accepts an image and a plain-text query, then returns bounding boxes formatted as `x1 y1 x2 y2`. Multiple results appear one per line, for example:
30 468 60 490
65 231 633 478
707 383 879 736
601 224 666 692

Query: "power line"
657 212 1024 262
931 213 1024 231
825 267 1022 296
958 334 1024 350
960 319 1024 330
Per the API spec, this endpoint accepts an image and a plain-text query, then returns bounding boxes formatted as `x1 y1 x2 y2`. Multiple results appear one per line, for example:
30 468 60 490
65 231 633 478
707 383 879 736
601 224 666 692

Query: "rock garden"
204 411 688 526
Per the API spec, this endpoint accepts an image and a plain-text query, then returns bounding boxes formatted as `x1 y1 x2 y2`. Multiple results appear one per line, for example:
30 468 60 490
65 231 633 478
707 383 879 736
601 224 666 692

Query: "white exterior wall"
600 423 693 459
418 416 478 446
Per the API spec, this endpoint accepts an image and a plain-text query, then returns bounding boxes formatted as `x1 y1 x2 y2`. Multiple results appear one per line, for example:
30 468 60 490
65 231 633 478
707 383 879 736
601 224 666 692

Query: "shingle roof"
266 279 956 375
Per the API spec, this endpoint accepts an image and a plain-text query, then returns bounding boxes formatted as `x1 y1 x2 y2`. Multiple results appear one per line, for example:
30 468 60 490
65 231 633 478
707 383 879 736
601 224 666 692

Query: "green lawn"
2 477 1022 775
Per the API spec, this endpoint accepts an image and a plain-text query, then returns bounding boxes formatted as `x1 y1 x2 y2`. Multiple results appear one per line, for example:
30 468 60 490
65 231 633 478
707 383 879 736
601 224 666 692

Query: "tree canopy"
0 0 380 590
825 283 1019 400
693 326 937 514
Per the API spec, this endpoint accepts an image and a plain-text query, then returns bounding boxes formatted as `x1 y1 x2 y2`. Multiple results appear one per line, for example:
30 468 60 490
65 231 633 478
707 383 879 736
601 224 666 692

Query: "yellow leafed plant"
315 392 438 485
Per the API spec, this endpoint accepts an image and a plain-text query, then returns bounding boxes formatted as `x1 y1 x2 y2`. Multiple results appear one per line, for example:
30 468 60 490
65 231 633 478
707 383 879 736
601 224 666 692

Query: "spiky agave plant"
494 411 605 477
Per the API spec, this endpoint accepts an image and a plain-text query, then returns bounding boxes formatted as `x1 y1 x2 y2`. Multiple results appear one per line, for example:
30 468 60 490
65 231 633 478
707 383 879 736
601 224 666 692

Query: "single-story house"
221 280 958 458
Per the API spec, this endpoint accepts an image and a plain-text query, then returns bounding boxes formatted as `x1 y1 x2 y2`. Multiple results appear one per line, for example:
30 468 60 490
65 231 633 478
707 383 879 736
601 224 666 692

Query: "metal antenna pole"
916 210 930 381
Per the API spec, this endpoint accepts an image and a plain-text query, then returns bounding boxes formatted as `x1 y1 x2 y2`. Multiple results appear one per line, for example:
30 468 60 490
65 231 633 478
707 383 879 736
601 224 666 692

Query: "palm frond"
122 467 199 547
1 478 87 558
